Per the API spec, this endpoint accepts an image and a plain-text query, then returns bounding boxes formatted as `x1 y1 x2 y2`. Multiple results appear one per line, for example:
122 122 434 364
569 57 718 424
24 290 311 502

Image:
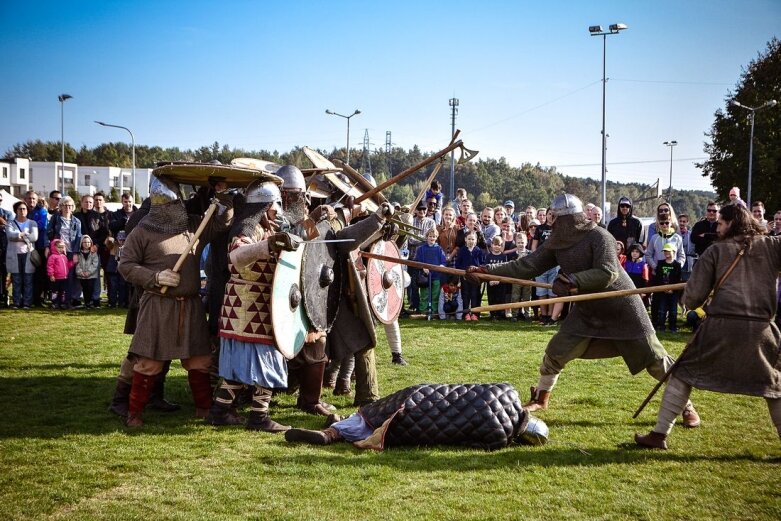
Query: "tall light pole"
589 23 627 224
325 109 361 167
449 98 459 205
95 121 136 201
663 140 677 200
58 94 73 192
730 99 777 205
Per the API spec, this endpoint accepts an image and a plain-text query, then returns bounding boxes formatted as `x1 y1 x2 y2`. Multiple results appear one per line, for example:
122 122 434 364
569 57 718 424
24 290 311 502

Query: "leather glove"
156 269 181 288
382 222 399 242
464 265 488 284
375 202 394 219
260 211 280 233
270 232 302 254
309 204 336 223
552 272 579 297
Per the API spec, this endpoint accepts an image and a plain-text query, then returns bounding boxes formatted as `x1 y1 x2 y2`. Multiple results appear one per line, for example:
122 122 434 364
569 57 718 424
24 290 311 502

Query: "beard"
284 197 308 226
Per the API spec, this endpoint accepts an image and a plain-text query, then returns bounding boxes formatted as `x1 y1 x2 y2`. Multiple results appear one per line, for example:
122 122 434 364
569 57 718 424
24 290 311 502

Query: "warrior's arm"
485 245 557 279
229 236 271 269
682 247 716 309
568 238 619 291
118 234 159 289
335 213 384 255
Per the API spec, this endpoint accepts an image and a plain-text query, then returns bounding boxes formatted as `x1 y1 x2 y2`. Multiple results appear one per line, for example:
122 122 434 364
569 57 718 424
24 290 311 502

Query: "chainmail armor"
138 201 190 234
544 213 597 250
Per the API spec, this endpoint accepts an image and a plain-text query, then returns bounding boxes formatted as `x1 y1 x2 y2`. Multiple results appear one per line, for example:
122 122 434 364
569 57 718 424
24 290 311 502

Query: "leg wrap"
653 376 692 435
766 398 781 439
187 370 213 410
353 348 379 404
251 385 273 414
383 321 402 355
214 379 244 407
337 355 355 381
128 371 155 417
536 373 560 393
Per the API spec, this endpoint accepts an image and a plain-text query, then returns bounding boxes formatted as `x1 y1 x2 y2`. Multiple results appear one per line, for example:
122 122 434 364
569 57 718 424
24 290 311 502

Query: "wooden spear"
355 131 464 204
332 159 388 204
410 161 444 211
161 201 218 295
358 251 552 289
470 282 686 313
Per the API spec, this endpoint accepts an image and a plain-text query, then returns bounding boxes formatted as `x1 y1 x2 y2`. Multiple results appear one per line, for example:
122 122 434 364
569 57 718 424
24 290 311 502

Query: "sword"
305 239 354 244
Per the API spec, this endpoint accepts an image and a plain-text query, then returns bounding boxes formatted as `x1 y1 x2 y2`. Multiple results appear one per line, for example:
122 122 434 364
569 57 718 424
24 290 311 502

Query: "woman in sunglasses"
645 202 679 247
645 218 685 329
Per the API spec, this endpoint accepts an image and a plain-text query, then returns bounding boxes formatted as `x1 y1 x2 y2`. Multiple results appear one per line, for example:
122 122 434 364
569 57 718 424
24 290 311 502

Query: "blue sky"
0 0 778 192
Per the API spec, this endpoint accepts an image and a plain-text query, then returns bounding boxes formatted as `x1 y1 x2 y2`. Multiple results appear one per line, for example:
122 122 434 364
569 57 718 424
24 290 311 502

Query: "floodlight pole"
325 109 361 167
663 140 677 200
730 99 777 205
95 121 136 201
58 94 73 192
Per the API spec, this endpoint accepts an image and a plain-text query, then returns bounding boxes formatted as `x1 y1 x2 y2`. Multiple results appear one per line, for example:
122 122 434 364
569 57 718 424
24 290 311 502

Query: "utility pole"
449 97 459 204
385 131 392 176
360 129 374 185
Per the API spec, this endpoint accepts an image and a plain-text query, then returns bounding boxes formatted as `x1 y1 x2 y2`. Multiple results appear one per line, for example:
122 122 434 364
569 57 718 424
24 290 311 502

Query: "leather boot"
333 377 352 396
108 379 131 417
245 386 290 433
187 370 213 419
207 379 244 425
391 353 408 366
126 371 155 427
523 386 550 412
148 371 181 412
297 362 336 416
285 427 343 445
634 431 669 450
681 403 701 428
323 365 338 390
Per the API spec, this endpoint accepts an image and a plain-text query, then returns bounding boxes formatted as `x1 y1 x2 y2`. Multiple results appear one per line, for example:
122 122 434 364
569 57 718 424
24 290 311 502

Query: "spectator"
47 190 62 213
439 275 462 320
751 201 768 232
425 196 440 225
110 192 138 237
624 244 649 294
585 202 596 220
455 232 484 321
484 236 509 320
455 212 487 250
46 239 74 309
25 191 49 306
0 194 12 307
500 217 515 253
526 218 540 247
652 243 682 333
646 219 684 328
46 196 82 307
493 205 508 228
646 202 678 246
677 213 695 281
592 206 605 227
414 228 446 320
607 196 642 250
504 200 519 224
436 207 458 266
531 208 561 325
536 207 547 224
727 186 746 207
424 180 443 223
524 206 537 223
690 201 720 256
106 231 130 308
508 231 532 321
452 187 467 213
6 201 38 309
407 201 436 313
90 191 112 305
771 210 781 237
455 198 472 229
480 207 499 245
616 240 627 267
75 235 100 309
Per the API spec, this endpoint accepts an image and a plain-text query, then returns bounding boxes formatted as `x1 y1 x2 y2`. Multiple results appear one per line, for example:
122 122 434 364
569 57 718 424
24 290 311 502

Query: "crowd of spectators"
1 189 137 309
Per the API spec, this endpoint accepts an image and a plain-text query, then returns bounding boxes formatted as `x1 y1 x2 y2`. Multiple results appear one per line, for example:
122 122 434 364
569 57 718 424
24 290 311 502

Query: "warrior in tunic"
468 194 700 427
208 179 302 433
119 176 233 427
636 204 781 449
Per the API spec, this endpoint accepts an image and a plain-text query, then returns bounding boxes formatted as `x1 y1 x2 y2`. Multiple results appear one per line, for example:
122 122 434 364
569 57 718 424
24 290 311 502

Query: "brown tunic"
119 215 228 361
677 235 781 398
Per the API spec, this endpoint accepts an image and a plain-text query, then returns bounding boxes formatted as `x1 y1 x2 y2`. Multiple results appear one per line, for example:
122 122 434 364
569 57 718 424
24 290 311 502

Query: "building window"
85 174 91 185
19 168 25 180
2 167 7 179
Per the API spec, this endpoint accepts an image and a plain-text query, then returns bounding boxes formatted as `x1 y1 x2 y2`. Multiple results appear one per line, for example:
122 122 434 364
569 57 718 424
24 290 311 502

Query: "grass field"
1 307 779 520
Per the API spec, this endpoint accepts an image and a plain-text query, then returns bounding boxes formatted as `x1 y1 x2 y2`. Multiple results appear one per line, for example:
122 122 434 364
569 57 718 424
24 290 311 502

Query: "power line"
553 157 707 168
611 78 732 86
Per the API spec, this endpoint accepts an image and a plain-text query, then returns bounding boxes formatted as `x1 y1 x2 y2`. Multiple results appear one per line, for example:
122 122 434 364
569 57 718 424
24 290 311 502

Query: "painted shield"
271 246 310 359
366 240 404 324
301 220 343 332
152 162 282 188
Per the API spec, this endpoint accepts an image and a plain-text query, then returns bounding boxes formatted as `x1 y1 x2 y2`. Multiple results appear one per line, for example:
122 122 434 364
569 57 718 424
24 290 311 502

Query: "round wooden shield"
271 246 310 359
152 162 283 188
301 220 342 332
366 240 404 324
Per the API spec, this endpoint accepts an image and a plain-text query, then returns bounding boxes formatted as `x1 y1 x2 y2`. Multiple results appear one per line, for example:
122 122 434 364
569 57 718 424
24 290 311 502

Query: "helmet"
149 175 180 206
363 172 377 188
550 193 583 217
246 180 282 205
276 165 306 192
516 415 549 446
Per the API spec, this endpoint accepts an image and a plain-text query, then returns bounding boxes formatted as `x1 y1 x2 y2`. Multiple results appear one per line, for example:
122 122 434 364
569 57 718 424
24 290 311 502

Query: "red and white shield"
365 240 404 324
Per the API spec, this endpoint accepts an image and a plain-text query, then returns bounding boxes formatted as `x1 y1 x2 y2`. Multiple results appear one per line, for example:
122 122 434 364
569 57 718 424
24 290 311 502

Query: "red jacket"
47 240 75 280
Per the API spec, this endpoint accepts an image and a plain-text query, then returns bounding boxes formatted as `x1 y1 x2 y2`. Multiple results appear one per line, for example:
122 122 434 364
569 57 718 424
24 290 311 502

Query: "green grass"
1 308 779 520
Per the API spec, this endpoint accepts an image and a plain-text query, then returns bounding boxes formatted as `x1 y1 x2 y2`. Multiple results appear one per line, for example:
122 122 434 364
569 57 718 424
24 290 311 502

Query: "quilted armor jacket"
358 383 528 451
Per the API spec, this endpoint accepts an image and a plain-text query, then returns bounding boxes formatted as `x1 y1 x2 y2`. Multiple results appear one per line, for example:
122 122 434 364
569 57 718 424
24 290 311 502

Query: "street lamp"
95 121 135 202
58 94 73 192
589 23 627 224
730 99 778 205
325 109 361 167
663 140 678 200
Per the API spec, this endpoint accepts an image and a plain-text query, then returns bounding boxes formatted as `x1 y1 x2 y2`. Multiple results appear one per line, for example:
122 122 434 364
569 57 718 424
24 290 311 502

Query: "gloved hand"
309 204 336 222
381 222 399 242
376 202 394 219
552 272 578 297
156 269 181 288
270 232 302 254
260 212 280 233
464 265 488 284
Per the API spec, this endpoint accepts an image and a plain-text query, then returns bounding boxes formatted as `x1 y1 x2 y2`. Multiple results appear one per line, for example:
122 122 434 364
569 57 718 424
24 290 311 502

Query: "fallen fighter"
284 383 549 450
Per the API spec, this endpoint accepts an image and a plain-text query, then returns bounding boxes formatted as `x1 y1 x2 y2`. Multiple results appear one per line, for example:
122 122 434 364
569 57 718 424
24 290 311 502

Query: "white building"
29 161 78 195
0 157 31 197
77 166 151 198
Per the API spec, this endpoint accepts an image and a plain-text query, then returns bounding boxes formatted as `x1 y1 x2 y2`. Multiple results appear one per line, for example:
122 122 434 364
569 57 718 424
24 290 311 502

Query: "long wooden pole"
359 251 552 289
332 159 388 204
355 136 463 203
410 161 444 210
160 201 217 295
471 282 687 313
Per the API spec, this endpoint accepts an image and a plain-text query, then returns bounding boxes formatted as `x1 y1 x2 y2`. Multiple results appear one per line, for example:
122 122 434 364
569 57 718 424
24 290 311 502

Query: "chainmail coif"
138 201 190 234
544 213 597 250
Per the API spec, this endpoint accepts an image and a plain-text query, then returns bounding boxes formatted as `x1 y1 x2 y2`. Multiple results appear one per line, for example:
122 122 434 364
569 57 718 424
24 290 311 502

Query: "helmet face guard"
550 193 584 217
149 175 181 206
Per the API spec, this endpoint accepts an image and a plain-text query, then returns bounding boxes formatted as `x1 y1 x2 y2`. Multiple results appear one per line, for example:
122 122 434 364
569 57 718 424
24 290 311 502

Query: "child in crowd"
439 275 462 320
414 228 447 319
508 232 532 321
46 239 75 309
105 231 129 308
485 236 509 320
624 244 649 299
652 243 682 332
424 180 443 224
455 232 484 321
616 240 627 267
75 235 100 309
